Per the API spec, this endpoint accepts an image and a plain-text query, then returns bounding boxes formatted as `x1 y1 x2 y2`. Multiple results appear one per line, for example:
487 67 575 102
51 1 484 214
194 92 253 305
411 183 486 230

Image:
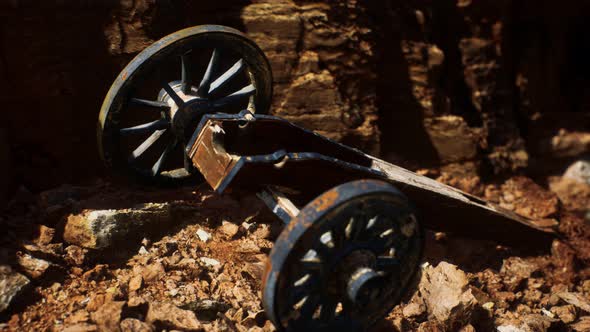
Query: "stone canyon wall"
0 0 589 202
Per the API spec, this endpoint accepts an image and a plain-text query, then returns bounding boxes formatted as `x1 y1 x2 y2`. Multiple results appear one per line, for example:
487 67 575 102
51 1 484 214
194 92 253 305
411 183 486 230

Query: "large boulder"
63 203 198 249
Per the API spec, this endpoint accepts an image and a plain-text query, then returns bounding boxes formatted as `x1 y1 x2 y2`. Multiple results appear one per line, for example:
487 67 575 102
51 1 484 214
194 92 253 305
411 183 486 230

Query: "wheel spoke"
129 98 169 109
212 84 255 107
181 53 193 95
298 295 320 320
208 58 245 97
197 48 219 97
291 282 312 301
345 214 367 241
289 285 308 307
119 119 169 135
162 82 184 107
151 141 176 176
128 129 167 162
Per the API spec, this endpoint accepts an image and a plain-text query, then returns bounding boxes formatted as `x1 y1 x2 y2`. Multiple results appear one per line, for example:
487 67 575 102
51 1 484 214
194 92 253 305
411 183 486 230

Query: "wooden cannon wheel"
98 25 273 184
263 179 424 331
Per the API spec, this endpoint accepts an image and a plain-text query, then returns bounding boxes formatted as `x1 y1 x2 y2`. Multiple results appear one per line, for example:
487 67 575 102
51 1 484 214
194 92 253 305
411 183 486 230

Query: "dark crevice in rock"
370 1 441 168
431 1 483 128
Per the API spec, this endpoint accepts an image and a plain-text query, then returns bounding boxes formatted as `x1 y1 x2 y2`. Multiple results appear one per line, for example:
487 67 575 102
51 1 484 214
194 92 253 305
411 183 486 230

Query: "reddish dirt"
0 171 589 331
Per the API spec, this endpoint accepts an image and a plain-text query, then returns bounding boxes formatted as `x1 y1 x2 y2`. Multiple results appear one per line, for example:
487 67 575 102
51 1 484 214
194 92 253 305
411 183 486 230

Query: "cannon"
97 25 557 331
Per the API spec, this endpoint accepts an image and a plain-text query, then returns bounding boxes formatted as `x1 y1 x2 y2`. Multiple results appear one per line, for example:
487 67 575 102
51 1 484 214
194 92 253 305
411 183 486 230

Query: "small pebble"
138 246 148 255
541 308 555 318
196 229 211 242
200 257 220 267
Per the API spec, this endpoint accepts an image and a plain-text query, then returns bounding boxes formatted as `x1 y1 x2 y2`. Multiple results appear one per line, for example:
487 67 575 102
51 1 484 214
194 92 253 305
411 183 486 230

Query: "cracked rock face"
241 1 380 155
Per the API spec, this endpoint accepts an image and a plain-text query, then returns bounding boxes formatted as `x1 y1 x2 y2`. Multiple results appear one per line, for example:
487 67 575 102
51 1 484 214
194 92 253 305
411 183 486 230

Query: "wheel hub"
332 249 383 307
159 81 213 139
347 267 382 307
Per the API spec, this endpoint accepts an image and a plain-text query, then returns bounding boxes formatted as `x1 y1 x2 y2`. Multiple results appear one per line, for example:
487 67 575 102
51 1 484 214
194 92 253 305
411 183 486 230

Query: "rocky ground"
0 160 589 332
1 1 589 331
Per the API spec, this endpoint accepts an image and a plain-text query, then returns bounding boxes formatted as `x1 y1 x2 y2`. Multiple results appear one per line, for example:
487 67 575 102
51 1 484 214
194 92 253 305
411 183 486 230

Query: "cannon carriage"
97 25 556 331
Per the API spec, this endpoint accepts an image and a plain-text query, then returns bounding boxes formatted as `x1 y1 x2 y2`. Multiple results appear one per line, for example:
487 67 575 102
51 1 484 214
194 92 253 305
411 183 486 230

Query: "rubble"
137 246 148 255
402 295 426 319
545 129 590 158
217 221 239 240
1 1 588 330
549 175 590 214
557 292 590 313
64 245 88 266
135 262 165 284
82 264 111 282
90 301 125 331
128 275 142 292
499 177 559 219
196 229 211 243
120 318 154 332
62 323 98 332
65 309 89 325
571 316 590 331
416 262 477 328
2 170 589 331
183 300 231 321
500 257 541 292
550 305 577 323
0 266 29 312
64 203 198 249
34 225 55 246
563 160 590 185
199 257 221 268
145 302 202 331
16 252 60 279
